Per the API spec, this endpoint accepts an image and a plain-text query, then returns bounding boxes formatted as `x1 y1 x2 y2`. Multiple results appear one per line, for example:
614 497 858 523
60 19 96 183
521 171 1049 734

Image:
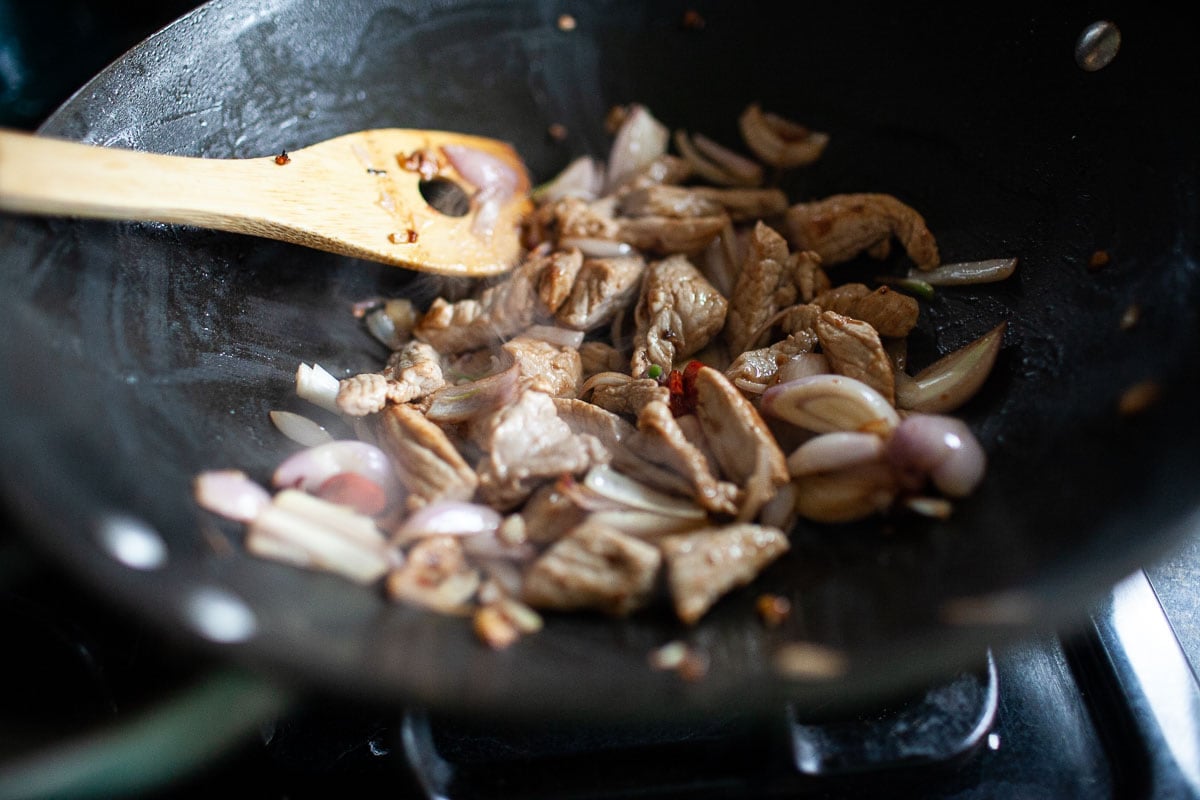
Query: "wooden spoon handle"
0 129 275 231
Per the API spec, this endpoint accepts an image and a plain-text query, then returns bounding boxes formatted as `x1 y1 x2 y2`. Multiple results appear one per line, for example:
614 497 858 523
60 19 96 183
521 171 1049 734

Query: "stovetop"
3 3 1200 797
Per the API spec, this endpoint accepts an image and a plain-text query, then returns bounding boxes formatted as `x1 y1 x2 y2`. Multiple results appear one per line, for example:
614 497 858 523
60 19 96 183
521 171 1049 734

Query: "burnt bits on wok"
195 103 1011 650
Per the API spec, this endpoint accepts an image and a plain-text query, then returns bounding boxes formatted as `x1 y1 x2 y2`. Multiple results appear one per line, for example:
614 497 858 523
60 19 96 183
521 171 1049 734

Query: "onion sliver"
522 324 586 350
426 362 521 423
270 410 334 447
895 322 1006 413
606 104 669 190
393 501 502 545
582 464 706 519
296 363 341 413
560 237 634 259
194 470 271 523
533 155 604 204
761 374 900 434
886 414 986 498
910 258 1017 286
787 431 886 477
272 440 395 493
691 132 763 185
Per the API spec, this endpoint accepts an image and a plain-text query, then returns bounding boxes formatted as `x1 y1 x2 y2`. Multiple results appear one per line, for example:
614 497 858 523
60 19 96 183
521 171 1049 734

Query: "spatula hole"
419 177 471 217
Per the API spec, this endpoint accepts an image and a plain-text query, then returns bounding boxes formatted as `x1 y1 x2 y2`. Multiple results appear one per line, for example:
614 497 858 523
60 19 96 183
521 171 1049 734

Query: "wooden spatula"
0 128 533 277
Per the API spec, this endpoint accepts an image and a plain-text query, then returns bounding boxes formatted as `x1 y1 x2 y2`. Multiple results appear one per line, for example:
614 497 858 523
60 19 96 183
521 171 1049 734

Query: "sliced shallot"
606 104 669 190
194 470 272 523
885 414 986 498
523 324 586 350
895 322 1006 413
738 103 829 168
272 440 395 493
425 361 521 423
393 501 503 545
786 431 886 477
533 155 605 204
761 374 900 435
269 410 334 447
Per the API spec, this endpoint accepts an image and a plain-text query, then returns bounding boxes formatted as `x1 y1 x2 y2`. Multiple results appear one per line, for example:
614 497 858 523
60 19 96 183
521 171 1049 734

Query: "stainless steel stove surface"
2 3 1200 798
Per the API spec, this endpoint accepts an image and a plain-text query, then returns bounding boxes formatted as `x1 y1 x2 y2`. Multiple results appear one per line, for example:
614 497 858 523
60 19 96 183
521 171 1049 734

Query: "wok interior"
2 0 1198 719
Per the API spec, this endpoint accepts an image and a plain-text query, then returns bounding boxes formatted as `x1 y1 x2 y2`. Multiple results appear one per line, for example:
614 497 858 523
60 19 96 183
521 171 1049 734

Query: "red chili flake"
681 9 706 30
547 122 568 142
756 594 792 628
315 472 389 516
1088 249 1111 271
667 360 704 417
274 150 291 165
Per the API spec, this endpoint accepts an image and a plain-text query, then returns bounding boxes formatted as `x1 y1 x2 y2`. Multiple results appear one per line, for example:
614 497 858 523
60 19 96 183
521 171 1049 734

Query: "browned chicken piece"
659 523 790 624
630 255 729 377
813 283 919 338
693 365 790 522
553 397 638 455
616 214 728 257
518 481 588 545
620 400 740 515
536 247 586 313
579 341 626 378
724 221 795 355
386 535 481 614
414 248 582 354
692 187 789 222
502 335 583 398
775 303 823 339
785 193 940 270
588 377 671 417
549 195 624 241
475 389 609 510
336 340 447 417
521 519 662 615
815 310 896 404
791 250 831 303
555 255 646 332
366 403 478 511
724 333 818 394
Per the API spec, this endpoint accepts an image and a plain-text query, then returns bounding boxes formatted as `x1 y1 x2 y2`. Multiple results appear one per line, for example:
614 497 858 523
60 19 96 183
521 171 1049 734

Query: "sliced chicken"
522 520 662 615
785 193 940 270
814 310 896 404
630 254 729 377
813 283 919 338
555 255 646 332
659 523 790 624
723 220 795 356
502 335 583 399
366 403 478 511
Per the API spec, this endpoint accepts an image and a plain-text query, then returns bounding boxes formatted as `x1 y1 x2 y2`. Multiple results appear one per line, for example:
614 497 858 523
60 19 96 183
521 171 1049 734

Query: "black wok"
1 0 1198 723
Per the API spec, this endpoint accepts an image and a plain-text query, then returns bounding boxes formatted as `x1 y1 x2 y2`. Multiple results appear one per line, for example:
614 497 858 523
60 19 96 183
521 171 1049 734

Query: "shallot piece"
606 104 670 190
886 414 987 497
895 322 1006 414
560 237 635 259
911 257 1017 286
523 324 586 350
269 410 334 447
272 440 396 493
424 361 521 423
194 470 272 523
786 431 886 477
295 363 341 413
761 374 900 435
393 501 503 545
443 144 520 239
533 155 605 204
738 103 829 168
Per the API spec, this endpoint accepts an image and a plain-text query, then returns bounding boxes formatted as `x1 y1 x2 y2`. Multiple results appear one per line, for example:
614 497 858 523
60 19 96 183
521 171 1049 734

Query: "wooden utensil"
0 128 532 277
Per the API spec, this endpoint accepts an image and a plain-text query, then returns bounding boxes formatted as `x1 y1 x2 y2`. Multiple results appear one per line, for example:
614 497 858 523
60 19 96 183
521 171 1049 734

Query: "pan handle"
0 667 294 800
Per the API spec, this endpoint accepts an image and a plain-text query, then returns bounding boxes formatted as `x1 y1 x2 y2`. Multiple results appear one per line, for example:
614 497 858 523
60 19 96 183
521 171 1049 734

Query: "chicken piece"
616 214 728 257
335 340 446 417
521 520 662 616
386 535 481 614
659 524 790 624
691 187 790 222
502 335 582 398
537 247 586 313
724 333 818 394
555 255 646 332
615 154 694 191
813 283 919 338
518 481 589 545
366 403 478 510
785 193 940 270
693 365 790 521
791 250 831 303
552 195 624 241
815 310 896 404
630 255 729 377
579 341 626 378
724 221 795 355
553 397 637 455
619 400 740 515
413 248 581 354
588 377 671 417
475 389 608 510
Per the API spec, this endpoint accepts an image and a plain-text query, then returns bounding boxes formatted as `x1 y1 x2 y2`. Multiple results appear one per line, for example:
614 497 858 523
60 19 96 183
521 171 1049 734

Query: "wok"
1 0 1198 723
